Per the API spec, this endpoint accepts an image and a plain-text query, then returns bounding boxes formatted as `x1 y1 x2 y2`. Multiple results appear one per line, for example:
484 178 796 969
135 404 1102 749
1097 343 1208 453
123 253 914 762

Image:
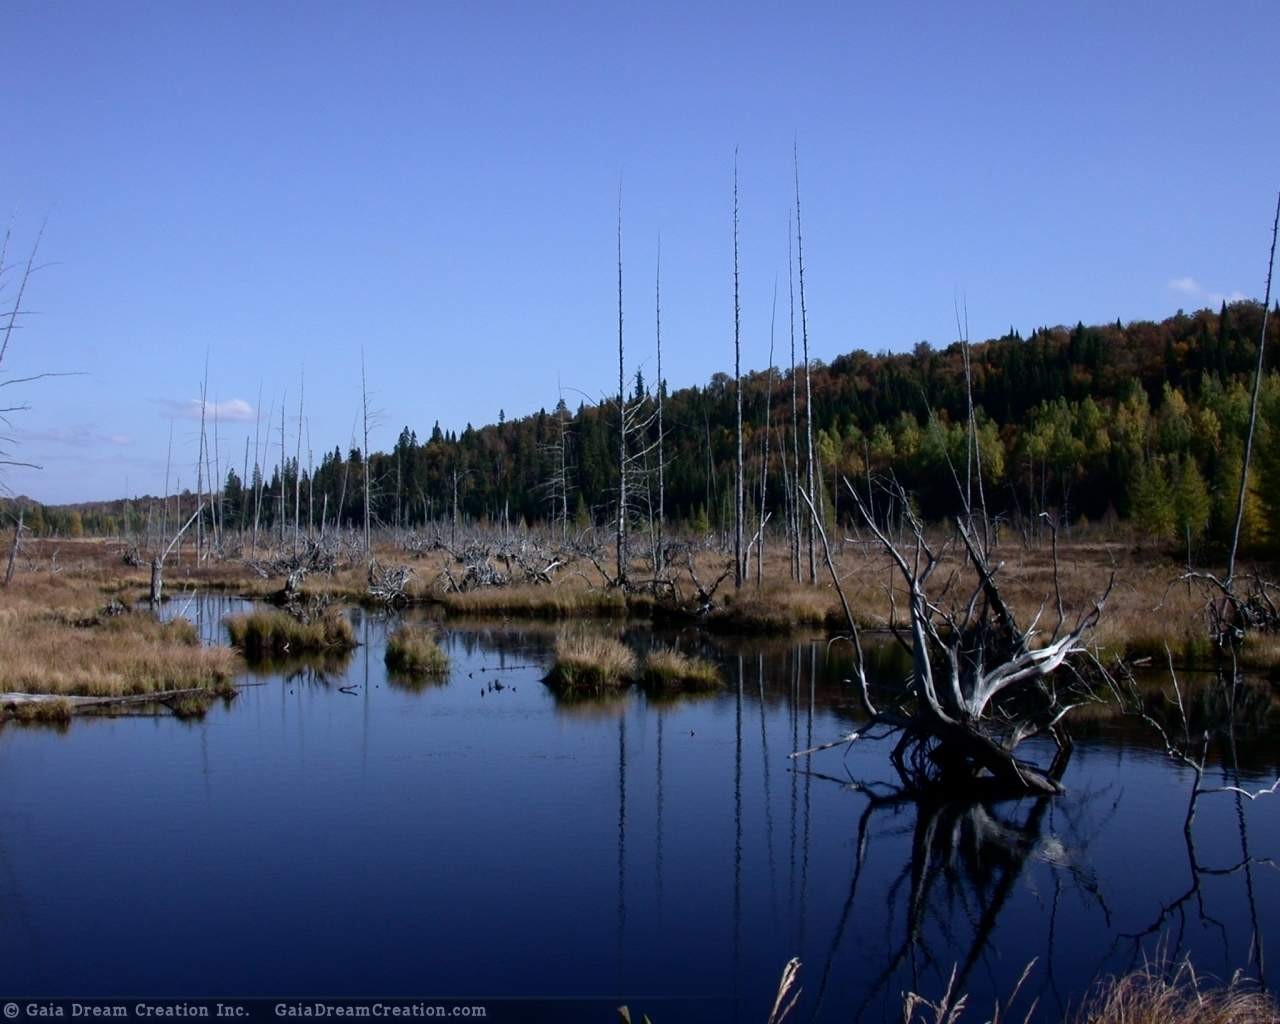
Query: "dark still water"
1 598 1277 1022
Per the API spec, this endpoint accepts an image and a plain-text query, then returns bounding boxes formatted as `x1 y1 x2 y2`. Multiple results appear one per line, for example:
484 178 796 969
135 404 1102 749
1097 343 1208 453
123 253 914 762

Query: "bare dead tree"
655 236 666 577
757 276 778 587
162 417 174 544
278 386 288 547
252 390 272 558
794 147 817 584
361 351 372 556
148 501 205 606
3 508 24 587
615 186 628 586
733 149 745 589
212 396 224 546
196 361 208 561
294 371 304 553
1226 189 1280 586
788 215 801 581
0 219 70 485
794 476 1113 797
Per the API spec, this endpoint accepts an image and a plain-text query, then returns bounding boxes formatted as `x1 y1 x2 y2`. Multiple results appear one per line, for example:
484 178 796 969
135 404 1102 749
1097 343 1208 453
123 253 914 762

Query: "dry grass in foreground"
384 625 450 677
0 576 239 700
902 956 1279 1024
224 608 356 660
1074 961 1278 1024
640 648 722 693
545 633 637 695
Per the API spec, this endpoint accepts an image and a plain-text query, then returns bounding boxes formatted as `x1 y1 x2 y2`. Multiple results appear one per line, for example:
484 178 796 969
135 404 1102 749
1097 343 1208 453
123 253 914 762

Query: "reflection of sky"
0 604 1275 1022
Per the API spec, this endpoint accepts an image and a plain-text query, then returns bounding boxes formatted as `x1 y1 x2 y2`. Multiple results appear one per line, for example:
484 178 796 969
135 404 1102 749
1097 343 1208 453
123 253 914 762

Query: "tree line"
9 299 1280 556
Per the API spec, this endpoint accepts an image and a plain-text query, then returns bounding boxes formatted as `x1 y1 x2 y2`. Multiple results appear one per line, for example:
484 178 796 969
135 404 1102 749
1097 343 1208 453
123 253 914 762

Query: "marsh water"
1 596 1277 1022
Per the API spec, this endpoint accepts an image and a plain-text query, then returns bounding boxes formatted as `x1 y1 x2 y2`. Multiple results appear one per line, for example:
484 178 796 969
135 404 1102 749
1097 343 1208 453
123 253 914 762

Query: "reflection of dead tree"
795 477 1112 797
798 784 1104 1022
1113 650 1280 833
1108 651 1278 980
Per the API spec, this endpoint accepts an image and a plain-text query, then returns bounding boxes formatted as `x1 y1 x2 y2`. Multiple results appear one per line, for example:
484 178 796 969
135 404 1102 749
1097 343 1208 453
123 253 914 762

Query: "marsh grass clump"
169 694 216 720
384 626 450 678
224 608 356 661
545 633 637 695
1074 960 1278 1024
641 648 721 693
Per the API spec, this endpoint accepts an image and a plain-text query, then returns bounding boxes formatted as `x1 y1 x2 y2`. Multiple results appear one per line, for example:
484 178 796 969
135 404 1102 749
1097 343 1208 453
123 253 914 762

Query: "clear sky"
2 0 1277 503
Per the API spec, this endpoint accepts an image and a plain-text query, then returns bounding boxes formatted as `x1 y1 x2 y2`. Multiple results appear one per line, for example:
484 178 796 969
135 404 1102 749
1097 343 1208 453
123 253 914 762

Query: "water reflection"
0 603 1274 1023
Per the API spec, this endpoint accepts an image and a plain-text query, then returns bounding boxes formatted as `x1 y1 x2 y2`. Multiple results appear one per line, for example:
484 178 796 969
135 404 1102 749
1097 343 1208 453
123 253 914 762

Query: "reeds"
224 608 356 660
640 648 721 692
384 625 450 677
545 633 638 694
1076 960 1278 1024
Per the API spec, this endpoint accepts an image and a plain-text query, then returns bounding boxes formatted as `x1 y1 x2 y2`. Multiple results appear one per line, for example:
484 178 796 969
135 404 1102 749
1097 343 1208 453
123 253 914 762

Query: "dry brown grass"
384 625 450 677
545 632 637 695
224 608 356 660
11 535 1280 668
439 584 633 619
641 648 722 692
0 575 239 698
1075 961 1278 1024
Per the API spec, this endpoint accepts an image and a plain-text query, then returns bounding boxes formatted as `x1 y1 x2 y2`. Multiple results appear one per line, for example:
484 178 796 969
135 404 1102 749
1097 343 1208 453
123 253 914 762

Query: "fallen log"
0 685 236 715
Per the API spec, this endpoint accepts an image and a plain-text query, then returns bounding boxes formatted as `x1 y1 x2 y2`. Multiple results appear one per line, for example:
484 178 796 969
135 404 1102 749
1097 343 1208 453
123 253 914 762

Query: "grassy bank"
0 576 239 701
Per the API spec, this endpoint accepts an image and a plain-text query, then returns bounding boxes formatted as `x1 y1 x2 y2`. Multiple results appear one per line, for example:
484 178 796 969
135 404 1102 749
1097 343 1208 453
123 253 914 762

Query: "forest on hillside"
11 299 1280 555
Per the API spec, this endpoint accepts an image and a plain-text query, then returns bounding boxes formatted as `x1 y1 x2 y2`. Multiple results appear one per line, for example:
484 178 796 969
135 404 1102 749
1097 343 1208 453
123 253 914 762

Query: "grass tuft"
545 633 637 695
641 648 721 692
224 608 356 660
1075 960 1279 1024
385 626 451 678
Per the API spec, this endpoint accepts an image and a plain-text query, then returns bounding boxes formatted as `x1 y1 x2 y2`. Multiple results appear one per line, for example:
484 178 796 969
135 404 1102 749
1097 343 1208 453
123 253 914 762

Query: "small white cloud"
159 397 256 423
1167 276 1249 307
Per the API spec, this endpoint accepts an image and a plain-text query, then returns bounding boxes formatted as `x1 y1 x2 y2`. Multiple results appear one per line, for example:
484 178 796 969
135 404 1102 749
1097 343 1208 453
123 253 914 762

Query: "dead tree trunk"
361 353 372 556
794 146 817 585
616 189 628 587
3 509 23 588
757 277 777 588
788 218 801 582
795 478 1112 798
294 373 304 554
733 151 744 589
655 237 665 576
149 502 205 606
1227 190 1280 586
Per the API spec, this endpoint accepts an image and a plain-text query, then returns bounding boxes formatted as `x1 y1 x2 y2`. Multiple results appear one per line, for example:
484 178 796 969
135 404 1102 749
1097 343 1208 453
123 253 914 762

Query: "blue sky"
2 1 1277 503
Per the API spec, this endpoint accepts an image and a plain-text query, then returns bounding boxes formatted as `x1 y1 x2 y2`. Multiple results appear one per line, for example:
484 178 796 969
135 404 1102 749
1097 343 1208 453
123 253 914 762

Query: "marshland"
4 4 1280 1021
